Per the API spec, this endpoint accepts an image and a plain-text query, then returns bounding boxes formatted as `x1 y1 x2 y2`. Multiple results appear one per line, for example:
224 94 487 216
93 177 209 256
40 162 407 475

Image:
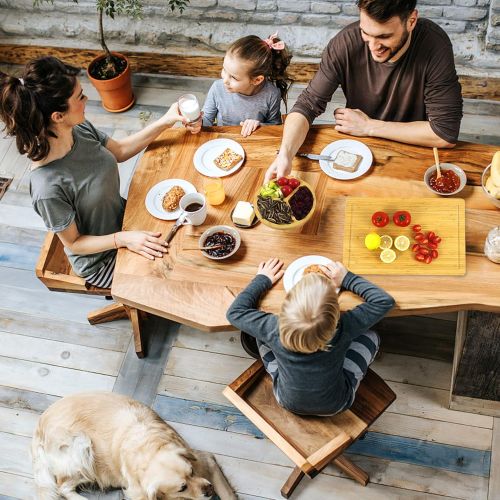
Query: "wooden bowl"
254 179 316 230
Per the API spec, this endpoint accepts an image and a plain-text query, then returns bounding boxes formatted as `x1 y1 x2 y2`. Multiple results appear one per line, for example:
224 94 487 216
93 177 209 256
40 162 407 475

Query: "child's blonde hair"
279 273 340 354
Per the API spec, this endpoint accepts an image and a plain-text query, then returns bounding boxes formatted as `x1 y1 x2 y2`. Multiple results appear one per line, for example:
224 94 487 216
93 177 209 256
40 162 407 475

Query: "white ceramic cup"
179 192 207 226
178 93 201 123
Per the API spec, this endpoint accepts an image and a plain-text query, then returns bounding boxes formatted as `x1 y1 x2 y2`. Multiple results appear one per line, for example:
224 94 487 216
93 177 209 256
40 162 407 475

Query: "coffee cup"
179 192 207 226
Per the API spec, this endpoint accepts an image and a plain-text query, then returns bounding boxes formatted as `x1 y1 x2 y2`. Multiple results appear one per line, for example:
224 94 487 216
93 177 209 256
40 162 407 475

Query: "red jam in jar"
429 169 461 194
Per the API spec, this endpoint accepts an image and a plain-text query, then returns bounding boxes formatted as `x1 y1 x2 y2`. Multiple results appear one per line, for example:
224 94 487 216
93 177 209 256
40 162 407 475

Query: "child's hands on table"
320 261 348 289
257 257 284 285
240 119 260 137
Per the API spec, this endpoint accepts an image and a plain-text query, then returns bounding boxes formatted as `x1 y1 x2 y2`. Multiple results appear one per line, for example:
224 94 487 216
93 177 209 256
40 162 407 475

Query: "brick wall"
0 0 498 75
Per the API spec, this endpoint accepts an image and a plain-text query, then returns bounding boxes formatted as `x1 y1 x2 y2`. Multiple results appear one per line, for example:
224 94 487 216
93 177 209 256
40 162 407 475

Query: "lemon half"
379 235 393 249
365 232 381 251
380 248 396 263
394 235 410 251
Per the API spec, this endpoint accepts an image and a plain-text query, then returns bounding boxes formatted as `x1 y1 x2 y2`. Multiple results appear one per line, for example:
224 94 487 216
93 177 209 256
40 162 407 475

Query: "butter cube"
232 201 255 226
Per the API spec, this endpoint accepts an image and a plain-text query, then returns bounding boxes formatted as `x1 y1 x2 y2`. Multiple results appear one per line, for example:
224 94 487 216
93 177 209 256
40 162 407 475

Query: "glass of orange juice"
203 177 225 206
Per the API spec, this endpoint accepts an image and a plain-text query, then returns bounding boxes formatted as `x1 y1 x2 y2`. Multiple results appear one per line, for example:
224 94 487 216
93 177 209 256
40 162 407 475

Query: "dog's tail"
32 441 59 500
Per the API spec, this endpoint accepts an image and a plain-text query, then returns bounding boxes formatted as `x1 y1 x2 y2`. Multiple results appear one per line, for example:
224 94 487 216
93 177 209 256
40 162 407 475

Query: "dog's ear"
180 449 197 462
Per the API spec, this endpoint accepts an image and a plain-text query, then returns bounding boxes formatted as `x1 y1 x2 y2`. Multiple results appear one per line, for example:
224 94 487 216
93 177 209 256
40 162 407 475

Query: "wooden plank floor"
0 67 498 499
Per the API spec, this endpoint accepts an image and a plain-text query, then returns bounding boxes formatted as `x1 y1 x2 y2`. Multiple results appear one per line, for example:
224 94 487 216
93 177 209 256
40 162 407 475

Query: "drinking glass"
178 93 201 123
203 177 226 206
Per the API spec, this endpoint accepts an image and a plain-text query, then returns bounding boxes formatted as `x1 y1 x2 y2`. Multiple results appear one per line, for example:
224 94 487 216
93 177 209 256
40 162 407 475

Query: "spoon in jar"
199 244 227 251
433 147 442 179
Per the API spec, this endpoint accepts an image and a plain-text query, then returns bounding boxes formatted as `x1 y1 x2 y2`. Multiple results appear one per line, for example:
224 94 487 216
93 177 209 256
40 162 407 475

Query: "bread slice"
332 150 362 173
214 148 243 171
303 264 329 278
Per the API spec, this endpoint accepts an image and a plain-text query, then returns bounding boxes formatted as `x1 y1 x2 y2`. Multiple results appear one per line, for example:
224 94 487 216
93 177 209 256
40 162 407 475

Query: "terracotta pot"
87 52 135 113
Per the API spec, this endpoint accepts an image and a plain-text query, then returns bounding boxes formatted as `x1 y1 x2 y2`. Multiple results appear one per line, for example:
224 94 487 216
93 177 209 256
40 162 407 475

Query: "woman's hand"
240 119 260 137
257 258 285 285
320 261 348 288
117 231 168 260
156 102 187 128
185 113 203 134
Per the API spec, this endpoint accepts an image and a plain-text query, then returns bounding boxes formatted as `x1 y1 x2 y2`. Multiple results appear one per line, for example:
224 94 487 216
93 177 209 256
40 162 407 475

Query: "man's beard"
371 27 410 63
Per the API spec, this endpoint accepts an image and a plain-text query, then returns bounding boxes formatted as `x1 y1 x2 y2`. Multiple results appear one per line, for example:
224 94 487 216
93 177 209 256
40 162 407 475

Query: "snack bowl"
424 163 466 196
199 225 241 260
481 164 500 208
254 178 316 230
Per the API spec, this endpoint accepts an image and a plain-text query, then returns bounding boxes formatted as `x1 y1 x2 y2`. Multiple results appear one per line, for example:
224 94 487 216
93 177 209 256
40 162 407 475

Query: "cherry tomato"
280 185 293 197
393 210 411 227
288 177 301 189
277 177 289 186
419 247 430 256
428 242 438 250
427 231 435 241
412 244 421 252
424 255 433 264
415 253 426 262
371 211 390 228
431 249 439 259
412 224 422 232
415 233 425 242
434 236 442 244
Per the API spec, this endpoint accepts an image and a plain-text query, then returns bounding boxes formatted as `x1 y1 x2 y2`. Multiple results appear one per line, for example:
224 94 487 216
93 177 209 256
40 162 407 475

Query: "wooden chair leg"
127 307 146 359
87 302 128 325
281 466 305 499
334 455 369 486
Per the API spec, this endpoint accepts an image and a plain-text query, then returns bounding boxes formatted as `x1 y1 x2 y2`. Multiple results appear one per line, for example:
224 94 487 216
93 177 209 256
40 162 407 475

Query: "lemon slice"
379 235 393 249
365 232 381 251
380 248 396 263
394 235 410 251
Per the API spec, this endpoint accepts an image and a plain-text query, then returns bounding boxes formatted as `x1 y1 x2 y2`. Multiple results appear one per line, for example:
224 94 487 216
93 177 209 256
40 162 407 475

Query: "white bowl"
424 162 466 196
481 164 500 209
199 225 241 260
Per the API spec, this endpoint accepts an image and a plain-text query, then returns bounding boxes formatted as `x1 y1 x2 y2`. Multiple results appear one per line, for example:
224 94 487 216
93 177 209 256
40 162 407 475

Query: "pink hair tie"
264 32 285 51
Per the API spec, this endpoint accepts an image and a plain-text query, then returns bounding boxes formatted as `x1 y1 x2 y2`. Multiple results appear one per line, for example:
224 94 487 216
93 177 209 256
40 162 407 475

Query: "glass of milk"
178 94 201 123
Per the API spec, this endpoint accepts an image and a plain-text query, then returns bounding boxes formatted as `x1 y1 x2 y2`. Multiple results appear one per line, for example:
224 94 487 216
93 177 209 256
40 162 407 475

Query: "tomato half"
393 210 411 227
371 211 389 227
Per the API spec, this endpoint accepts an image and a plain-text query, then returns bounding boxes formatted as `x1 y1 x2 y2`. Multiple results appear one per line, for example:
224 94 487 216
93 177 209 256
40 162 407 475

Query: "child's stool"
223 360 396 498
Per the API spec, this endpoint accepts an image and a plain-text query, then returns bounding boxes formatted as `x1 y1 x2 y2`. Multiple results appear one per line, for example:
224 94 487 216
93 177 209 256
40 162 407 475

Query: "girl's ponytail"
0 57 80 162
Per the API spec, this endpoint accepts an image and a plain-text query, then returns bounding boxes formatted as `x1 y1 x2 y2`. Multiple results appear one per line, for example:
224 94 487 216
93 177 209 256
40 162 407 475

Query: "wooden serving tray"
343 197 466 275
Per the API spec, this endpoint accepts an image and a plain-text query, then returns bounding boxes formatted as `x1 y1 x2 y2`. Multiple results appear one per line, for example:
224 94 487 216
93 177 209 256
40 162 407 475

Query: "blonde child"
202 34 292 137
227 258 395 415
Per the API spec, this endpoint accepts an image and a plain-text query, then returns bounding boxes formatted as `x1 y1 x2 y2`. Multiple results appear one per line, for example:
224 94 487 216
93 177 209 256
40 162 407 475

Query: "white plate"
284 255 339 293
193 138 245 177
145 179 197 220
319 139 373 180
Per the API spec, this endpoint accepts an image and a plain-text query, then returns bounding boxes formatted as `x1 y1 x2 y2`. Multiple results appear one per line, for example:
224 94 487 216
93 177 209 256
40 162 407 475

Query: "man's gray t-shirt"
202 79 282 127
30 121 125 278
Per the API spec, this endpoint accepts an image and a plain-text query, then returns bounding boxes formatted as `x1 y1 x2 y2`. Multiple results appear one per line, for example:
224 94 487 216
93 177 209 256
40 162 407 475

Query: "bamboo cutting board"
343 198 466 275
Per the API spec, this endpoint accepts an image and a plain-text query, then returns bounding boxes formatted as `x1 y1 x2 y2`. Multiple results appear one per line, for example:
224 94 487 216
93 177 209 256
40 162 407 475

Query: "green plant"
34 0 189 78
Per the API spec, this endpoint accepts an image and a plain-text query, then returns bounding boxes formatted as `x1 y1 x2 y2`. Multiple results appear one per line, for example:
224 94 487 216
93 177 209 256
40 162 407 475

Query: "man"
265 0 463 181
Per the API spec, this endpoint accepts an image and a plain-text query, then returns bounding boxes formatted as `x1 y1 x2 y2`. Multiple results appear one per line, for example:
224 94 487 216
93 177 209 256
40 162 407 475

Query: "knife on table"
296 153 337 161
164 213 188 247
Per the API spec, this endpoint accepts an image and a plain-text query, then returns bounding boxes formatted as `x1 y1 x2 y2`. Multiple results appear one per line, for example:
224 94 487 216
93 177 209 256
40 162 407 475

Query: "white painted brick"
418 6 444 16
311 2 340 14
219 0 257 10
277 0 310 12
275 12 300 23
436 19 468 31
251 12 276 22
186 0 217 7
444 6 488 19
257 0 277 10
453 0 477 5
342 4 359 16
301 13 332 25
419 0 452 4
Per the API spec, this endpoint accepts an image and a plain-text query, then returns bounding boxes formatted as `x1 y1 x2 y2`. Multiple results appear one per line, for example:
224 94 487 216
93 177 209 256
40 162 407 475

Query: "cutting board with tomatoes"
343 197 466 275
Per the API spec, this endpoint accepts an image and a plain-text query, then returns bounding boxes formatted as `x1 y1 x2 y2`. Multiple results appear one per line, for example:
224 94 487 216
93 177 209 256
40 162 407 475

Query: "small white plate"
319 139 373 180
145 179 197 220
284 255 339 293
193 138 245 177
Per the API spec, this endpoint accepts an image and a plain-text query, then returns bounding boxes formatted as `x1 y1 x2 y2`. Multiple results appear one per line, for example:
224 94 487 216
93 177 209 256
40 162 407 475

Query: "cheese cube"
232 201 255 226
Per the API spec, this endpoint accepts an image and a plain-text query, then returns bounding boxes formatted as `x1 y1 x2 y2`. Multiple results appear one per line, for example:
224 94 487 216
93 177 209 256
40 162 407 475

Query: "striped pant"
258 330 380 413
84 253 117 289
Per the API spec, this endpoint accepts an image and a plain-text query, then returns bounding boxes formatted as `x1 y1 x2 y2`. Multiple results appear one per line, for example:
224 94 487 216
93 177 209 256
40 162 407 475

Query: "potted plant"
34 0 189 112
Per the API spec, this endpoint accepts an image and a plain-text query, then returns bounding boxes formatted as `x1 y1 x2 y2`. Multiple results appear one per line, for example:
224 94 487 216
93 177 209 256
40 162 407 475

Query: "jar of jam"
484 226 500 263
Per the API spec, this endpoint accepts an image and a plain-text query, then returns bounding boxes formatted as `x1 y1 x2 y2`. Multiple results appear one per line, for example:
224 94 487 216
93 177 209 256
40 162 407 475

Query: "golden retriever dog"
32 392 236 500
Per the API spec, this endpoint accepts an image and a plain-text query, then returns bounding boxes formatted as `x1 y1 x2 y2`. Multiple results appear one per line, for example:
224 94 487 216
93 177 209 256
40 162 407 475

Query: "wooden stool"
35 232 146 358
223 360 396 498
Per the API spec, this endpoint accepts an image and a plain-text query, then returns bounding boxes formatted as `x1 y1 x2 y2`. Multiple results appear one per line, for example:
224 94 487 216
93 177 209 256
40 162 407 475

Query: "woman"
0 56 200 288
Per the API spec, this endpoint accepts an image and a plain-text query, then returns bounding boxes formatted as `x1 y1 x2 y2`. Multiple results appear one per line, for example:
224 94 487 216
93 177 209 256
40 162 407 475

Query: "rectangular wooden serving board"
343 197 466 275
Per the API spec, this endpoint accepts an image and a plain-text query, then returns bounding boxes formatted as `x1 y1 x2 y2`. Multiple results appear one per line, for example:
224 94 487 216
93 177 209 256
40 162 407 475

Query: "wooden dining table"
112 124 499 333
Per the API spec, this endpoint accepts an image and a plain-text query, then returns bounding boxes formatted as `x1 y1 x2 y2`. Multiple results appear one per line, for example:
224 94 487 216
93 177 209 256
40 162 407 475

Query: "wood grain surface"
343 197 466 275
111 125 500 330
1 44 499 101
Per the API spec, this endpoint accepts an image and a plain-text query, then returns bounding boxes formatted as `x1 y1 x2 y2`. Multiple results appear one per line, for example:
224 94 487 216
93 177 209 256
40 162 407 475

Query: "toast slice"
214 148 243 171
332 150 362 173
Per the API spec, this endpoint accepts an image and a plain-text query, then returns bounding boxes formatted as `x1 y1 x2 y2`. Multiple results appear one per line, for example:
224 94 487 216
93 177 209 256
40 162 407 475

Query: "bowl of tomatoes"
424 163 466 196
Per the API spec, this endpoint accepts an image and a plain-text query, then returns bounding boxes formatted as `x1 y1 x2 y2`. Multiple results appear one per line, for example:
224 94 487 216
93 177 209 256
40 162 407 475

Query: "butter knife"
297 153 336 161
164 213 187 245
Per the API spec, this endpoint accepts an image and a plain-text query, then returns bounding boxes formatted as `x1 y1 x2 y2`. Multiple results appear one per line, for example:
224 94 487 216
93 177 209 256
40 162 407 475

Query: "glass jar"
484 226 500 263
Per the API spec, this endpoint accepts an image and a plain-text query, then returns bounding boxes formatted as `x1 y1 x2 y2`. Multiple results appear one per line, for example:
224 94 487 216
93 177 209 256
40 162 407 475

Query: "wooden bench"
35 231 146 357
224 360 396 498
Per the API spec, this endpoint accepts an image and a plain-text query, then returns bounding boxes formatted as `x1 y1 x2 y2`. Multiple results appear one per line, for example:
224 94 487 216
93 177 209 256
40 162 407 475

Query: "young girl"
227 258 395 416
202 33 292 137
0 57 200 288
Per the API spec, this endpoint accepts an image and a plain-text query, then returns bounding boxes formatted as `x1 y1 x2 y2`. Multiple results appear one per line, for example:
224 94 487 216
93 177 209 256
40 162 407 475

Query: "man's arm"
264 112 311 182
334 108 456 148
